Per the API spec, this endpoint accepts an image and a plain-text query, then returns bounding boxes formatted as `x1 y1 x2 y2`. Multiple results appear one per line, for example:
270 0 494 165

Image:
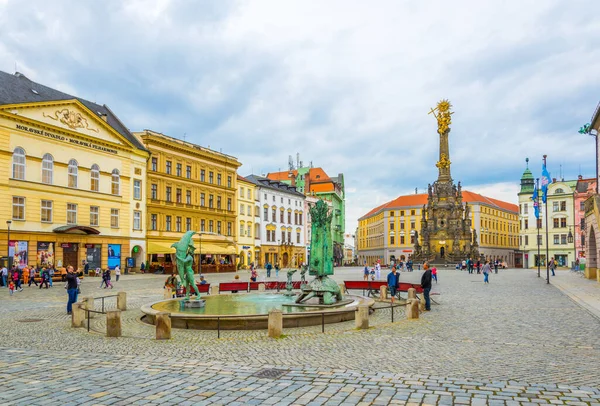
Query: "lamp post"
579 124 598 193
568 227 574 269
6 220 11 270
198 232 202 275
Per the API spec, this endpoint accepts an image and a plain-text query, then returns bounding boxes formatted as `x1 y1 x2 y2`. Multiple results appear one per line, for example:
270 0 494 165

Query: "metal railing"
83 308 106 332
96 294 119 313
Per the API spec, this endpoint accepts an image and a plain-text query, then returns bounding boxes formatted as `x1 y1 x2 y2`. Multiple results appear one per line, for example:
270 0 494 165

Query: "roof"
0 70 146 151
244 174 305 197
575 177 596 193
266 170 297 182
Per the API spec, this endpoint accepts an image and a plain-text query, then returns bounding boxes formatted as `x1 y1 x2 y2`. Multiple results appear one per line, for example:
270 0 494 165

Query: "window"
561 234 567 245
553 218 559 228
201 193 205 207
280 210 284 223
400 210 405 216
560 201 566 211
295 213 298 225
217 196 222 209
288 231 291 242
12 147 25 180
400 235 405 244
281 230 286 242
42 154 53 184
166 215 172 231
297 232 300 244
264 207 268 220
390 222 395 231
299 213 303 225
91 164 100 191
581 218 586 229
151 184 158 199
134 180 141 200
176 188 182 203
67 203 77 225
186 165 192 179
288 212 291 224
264 193 267 200
176 163 182 177
41 200 52 223
12 197 24 220
410 235 415 244
272 208 276 222
217 221 222 235
68 159 78 187
151 158 157 171
166 161 172 175
523 204 528 214
554 234 560 244
411 210 415 215
111 169 120 195
537 235 543 246
201 219 205 232
525 235 529 245
580 201 585 211
209 194 214 208
555 188 564 194
209 172 214 184
273 196 275 202
209 220 214 233
524 219 528 229
151 214 157 230
240 204 245 215
240 223 245 236
186 217 192 231
90 206 99 226
227 176 232 188
166 187 172 202
217 174 221 185
410 221 415 229
560 218 567 228
228 222 232 236
247 205 251 215
227 198 232 211
111 209 119 228
176 216 182 232
133 211 141 230
390 211 395 217
553 202 559 212
201 170 205 182
390 236 395 245
247 224 251 237
582 234 586 246
240 187 244 197
186 190 191 204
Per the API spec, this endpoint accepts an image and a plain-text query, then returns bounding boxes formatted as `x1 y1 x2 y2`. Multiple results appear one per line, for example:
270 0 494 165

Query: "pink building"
575 176 596 261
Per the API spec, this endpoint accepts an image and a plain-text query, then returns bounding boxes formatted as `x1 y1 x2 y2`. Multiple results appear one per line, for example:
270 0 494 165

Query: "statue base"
295 275 343 305
180 299 206 308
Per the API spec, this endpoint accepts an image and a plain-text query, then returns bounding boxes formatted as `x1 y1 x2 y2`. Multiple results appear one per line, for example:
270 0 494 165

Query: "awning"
53 225 100 235
147 241 175 254
147 240 236 255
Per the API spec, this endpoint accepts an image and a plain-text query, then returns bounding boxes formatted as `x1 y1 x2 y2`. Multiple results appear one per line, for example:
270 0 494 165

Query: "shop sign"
242 246 251 249
61 243 72 248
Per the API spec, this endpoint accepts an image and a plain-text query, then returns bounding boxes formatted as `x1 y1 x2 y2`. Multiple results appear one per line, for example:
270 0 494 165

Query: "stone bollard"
163 288 172 299
210 285 219 295
419 293 426 311
597 270 600 283
258 283 266 292
106 310 122 337
268 309 283 338
379 285 388 300
155 312 171 340
355 304 369 329
407 288 416 300
338 283 346 294
83 297 95 319
117 292 127 311
406 299 419 319
71 303 85 328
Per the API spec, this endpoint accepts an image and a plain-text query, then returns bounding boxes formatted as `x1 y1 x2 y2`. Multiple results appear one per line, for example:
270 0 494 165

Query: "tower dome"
519 158 535 195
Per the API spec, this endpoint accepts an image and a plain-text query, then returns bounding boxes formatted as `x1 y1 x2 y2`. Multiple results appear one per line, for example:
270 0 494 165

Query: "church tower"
414 100 479 263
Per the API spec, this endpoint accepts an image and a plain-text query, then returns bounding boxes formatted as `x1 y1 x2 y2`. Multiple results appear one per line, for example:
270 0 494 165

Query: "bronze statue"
171 231 201 300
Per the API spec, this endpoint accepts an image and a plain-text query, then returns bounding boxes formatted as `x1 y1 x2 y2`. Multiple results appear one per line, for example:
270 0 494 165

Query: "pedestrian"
549 257 556 276
48 267 54 287
250 268 257 282
1 265 7 287
266 262 272 278
363 264 370 281
99 269 107 288
23 265 29 286
28 266 38 287
65 265 79 315
39 268 49 289
115 265 121 282
275 263 280 278
431 266 438 283
482 261 491 284
84 260 89 276
105 269 113 289
12 268 22 292
8 279 15 296
375 261 381 280
421 263 432 311
387 266 400 304
199 275 207 285
494 259 499 274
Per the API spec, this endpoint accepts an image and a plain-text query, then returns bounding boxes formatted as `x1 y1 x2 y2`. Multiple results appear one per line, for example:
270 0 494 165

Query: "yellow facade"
236 176 256 268
0 100 149 270
137 130 241 273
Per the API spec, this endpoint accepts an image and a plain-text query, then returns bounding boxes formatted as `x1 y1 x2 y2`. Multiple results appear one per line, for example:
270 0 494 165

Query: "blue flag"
541 162 551 204
532 184 540 219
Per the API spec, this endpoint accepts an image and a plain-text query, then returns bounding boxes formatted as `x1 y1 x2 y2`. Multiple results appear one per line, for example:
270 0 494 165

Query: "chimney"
290 173 296 187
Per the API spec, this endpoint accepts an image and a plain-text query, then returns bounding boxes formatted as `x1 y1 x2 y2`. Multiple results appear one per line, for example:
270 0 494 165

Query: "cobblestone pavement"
1 267 600 405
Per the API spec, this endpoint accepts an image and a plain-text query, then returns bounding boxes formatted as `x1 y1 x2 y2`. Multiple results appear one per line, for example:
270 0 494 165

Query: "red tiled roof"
266 170 297 182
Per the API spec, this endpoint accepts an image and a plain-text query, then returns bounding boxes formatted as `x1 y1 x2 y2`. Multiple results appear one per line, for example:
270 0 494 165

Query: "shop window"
12 147 25 180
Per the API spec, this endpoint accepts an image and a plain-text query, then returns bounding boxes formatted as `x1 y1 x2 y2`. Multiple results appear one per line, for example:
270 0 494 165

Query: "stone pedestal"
163 288 172 299
379 285 387 300
406 299 419 319
407 288 416 300
71 303 84 328
210 285 219 295
155 312 171 340
83 297 94 319
355 304 369 329
268 309 283 338
106 310 122 337
117 292 127 311
258 283 266 292
585 267 597 280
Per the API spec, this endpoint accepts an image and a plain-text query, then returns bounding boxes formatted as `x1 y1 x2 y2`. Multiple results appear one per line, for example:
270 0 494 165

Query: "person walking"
250 268 257 282
39 268 49 289
1 265 7 287
375 261 381 280
421 263 432 311
8 279 15 296
275 263 280 278
114 265 121 282
363 264 370 281
28 266 38 287
387 266 400 304
482 261 491 284
65 266 79 315
12 268 23 292
99 269 107 289
104 269 113 289
431 266 438 283
48 267 54 287
84 260 89 276
549 257 556 276
266 262 272 278
494 259 499 274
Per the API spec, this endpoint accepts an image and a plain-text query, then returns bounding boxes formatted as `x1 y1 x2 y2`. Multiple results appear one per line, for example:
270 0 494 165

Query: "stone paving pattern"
1 267 599 405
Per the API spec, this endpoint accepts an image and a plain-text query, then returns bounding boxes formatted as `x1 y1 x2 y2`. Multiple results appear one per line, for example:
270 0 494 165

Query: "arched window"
90 164 100 192
12 147 25 180
68 159 78 188
111 169 120 195
555 188 564 194
42 153 54 184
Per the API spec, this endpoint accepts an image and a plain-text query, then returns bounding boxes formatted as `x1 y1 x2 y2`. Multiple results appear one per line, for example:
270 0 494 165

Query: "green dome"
519 158 534 195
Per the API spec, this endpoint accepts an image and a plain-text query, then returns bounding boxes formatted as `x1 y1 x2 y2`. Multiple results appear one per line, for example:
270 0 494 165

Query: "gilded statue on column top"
428 99 454 135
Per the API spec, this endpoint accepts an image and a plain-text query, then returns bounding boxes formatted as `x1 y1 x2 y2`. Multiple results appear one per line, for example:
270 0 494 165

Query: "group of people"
1 264 66 293
385 262 434 310
459 258 505 274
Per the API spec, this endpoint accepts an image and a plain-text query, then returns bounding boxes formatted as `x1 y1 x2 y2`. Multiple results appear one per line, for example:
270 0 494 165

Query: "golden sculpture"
428 99 453 135
43 109 99 132
436 153 451 170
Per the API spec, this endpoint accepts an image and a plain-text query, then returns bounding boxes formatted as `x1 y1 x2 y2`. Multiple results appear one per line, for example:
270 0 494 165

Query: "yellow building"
358 191 519 265
0 71 149 271
236 175 256 268
136 130 240 274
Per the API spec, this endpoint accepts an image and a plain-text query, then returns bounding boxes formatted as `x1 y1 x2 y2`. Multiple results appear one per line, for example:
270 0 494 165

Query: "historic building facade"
236 175 256 268
574 176 596 263
245 175 306 268
137 130 240 273
583 102 600 280
0 70 149 271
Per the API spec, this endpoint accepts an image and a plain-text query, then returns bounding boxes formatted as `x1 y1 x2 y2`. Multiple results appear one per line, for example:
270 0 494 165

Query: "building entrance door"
440 247 445 258
62 243 79 269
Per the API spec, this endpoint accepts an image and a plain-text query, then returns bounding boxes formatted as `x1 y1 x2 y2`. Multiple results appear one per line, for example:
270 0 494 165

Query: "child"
370 268 375 281
432 267 438 283
8 280 15 295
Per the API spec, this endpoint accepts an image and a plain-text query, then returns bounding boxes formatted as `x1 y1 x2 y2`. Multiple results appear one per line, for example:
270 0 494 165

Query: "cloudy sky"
1 0 599 235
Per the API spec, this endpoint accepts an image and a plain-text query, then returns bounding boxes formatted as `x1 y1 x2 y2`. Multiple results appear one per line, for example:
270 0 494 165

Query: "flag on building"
541 161 552 204
532 184 540 219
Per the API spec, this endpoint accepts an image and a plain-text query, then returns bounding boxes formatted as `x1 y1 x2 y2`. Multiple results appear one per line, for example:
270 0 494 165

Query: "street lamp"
6 220 11 269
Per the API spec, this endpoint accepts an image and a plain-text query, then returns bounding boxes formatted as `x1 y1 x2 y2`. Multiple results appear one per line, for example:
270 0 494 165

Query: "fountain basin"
141 293 374 330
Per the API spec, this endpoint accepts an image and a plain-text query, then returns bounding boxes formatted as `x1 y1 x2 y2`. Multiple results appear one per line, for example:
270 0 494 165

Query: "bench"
219 282 250 293
395 282 438 304
249 281 304 291
343 280 388 297
178 283 211 296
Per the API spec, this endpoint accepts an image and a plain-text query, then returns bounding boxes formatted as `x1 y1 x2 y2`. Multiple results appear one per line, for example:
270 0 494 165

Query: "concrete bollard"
258 283 266 292
106 310 122 337
379 285 388 300
407 288 416 300
210 285 219 295
163 288 172 299
419 293 426 311
117 292 127 311
268 309 283 338
355 304 370 329
83 297 95 319
406 299 419 319
155 312 171 340
71 303 85 328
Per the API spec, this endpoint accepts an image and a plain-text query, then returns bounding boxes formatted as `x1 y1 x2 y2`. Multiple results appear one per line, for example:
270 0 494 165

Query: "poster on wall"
85 244 102 270
107 244 121 270
9 241 28 269
37 242 55 268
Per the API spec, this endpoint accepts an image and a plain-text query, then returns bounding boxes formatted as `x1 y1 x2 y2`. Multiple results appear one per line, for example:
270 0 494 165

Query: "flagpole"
536 178 540 278
543 155 550 285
